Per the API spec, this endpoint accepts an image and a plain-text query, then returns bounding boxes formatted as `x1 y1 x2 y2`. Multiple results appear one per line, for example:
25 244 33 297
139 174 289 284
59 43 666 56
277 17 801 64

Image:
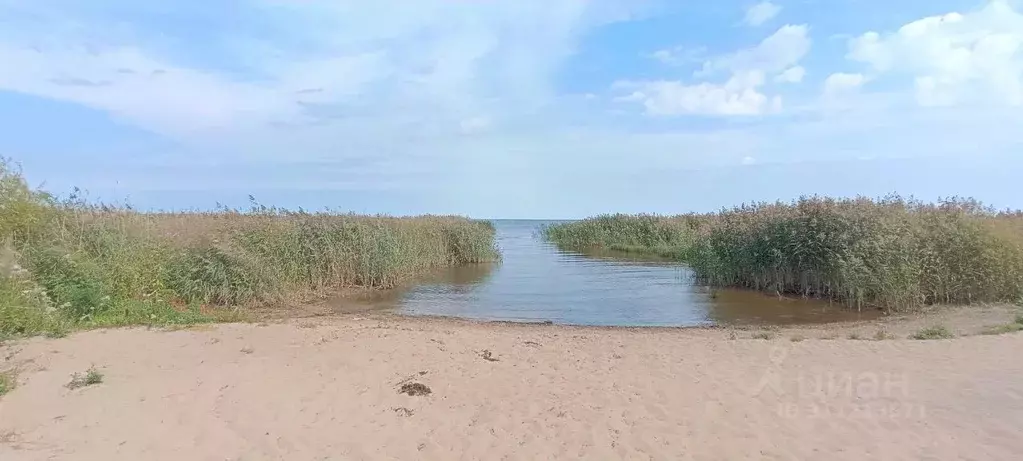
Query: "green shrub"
24 247 110 320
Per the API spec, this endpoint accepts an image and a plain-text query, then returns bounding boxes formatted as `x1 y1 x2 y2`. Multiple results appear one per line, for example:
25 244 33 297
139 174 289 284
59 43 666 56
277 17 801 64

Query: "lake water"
347 220 880 327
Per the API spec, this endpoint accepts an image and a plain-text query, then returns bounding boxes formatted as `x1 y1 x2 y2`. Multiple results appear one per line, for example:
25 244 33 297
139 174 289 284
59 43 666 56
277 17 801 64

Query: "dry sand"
1 312 1022 460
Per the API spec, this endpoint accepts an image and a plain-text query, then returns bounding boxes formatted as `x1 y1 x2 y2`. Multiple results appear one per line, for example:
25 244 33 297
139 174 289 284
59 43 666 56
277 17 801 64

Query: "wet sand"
2 311 1022 460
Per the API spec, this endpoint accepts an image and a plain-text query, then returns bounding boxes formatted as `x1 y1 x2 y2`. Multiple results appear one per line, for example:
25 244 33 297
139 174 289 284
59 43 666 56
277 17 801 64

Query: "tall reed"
544 196 1023 312
0 159 499 336
540 214 703 259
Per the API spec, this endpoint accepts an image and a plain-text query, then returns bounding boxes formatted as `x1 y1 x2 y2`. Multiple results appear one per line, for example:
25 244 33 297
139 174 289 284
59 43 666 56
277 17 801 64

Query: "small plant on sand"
67 367 103 389
873 329 893 340
392 406 414 417
973 314 1023 335
982 323 1023 335
751 331 774 340
980 313 1023 335
790 335 805 342
0 370 15 397
398 382 432 396
847 332 863 340
910 326 955 340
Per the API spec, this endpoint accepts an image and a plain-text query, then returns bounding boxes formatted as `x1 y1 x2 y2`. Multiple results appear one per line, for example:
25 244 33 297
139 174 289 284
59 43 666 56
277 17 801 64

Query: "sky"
1 0 1022 218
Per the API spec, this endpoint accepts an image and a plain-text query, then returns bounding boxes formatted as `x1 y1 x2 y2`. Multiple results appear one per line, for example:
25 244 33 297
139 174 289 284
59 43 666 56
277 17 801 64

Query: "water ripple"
386 220 880 327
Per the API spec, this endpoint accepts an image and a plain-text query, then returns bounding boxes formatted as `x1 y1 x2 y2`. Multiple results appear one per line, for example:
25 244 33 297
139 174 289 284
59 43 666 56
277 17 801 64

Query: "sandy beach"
2 312 1022 461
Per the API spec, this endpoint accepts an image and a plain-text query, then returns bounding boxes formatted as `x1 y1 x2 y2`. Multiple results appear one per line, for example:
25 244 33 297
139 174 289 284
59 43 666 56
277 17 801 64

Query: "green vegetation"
0 370 14 397
981 314 1023 335
542 214 701 260
67 367 104 389
910 325 955 340
543 196 1023 312
982 323 1023 335
1 159 498 337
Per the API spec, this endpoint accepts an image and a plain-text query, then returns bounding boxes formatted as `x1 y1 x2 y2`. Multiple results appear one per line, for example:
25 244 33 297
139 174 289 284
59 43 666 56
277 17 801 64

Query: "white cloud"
700 24 811 76
0 0 639 139
618 24 809 116
6 0 1023 218
648 46 707 66
823 72 866 95
0 44 386 136
744 1 782 27
775 66 805 83
843 0 1023 107
616 72 771 116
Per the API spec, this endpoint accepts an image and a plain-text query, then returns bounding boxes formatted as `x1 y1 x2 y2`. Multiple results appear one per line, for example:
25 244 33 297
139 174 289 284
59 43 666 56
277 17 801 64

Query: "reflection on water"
335 220 881 327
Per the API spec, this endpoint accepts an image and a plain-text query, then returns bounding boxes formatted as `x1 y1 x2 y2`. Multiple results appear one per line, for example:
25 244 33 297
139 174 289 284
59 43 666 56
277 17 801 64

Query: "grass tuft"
67 367 103 389
910 325 955 340
873 329 893 340
981 323 1023 335
0 370 15 397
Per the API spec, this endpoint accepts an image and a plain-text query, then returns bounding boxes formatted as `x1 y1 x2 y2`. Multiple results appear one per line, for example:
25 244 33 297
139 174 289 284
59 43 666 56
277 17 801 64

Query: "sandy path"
1 316 1022 460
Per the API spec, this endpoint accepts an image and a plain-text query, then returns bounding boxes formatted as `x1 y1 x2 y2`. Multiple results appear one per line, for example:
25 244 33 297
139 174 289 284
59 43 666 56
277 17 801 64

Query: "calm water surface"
358 220 880 327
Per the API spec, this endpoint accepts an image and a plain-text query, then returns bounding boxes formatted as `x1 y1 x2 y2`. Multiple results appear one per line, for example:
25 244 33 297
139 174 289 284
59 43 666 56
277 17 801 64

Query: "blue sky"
2 0 1022 218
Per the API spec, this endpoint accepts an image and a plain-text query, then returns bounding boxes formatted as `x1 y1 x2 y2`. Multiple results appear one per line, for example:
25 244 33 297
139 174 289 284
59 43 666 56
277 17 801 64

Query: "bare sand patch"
1 311 1022 460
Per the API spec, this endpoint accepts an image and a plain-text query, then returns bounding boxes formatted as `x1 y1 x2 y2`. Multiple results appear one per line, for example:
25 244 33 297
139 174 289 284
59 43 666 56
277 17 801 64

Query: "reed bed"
0 159 498 336
543 196 1023 312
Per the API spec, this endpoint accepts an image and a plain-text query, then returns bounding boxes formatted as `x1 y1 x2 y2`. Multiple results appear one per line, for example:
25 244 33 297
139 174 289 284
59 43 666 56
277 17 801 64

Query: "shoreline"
267 299 1022 339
